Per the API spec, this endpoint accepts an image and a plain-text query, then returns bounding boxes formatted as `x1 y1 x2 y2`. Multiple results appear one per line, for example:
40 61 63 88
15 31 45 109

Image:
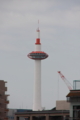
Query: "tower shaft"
33 60 41 110
33 41 42 111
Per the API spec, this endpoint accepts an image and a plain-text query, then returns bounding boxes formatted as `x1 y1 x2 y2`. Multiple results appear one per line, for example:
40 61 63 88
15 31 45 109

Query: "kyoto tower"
28 24 48 111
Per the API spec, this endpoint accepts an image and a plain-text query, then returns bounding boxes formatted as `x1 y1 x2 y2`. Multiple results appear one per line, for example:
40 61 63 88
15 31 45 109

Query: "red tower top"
35 28 41 45
35 21 41 45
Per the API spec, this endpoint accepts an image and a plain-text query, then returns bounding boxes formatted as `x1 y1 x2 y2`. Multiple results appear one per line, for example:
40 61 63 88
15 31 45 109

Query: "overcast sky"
0 0 80 110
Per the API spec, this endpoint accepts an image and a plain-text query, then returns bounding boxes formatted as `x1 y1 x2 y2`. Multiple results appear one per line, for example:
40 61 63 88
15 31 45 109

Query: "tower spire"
38 20 39 30
35 20 40 44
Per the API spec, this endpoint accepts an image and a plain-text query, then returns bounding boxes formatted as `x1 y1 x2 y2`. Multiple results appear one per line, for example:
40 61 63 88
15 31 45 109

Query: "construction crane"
58 71 73 90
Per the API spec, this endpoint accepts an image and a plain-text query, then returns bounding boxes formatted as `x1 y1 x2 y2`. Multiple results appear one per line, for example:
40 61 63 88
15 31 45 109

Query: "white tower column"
28 26 48 111
33 60 41 110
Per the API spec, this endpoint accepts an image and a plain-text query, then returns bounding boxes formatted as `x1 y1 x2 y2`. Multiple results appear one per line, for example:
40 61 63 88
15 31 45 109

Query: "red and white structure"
58 71 72 90
28 26 48 111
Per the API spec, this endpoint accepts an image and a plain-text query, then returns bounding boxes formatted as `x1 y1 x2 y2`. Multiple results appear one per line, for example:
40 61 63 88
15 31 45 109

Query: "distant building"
8 109 17 120
15 102 69 120
66 80 80 119
0 80 9 120
8 109 32 120
56 100 70 110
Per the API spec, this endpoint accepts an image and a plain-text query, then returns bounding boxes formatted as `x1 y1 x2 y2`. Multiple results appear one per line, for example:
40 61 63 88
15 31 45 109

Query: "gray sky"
0 0 80 109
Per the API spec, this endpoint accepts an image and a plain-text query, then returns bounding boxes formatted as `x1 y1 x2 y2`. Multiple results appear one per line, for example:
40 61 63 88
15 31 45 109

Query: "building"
14 92 80 120
0 80 9 120
8 109 32 120
56 100 70 110
14 101 70 120
15 106 69 120
66 80 80 120
14 82 80 120
67 90 80 119
8 109 17 120
27 26 48 111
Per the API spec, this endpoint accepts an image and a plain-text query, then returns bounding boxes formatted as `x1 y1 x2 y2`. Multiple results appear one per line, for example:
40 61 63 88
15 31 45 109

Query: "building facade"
56 100 70 110
66 90 80 119
0 80 9 120
8 109 32 120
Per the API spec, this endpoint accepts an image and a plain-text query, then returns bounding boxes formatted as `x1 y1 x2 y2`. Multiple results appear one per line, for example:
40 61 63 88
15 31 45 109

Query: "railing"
5 109 9 112
5 100 9 104
5 87 7 91
67 97 80 102
0 98 4 103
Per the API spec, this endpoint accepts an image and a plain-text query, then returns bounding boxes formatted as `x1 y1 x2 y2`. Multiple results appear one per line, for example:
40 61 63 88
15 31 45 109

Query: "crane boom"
58 71 73 90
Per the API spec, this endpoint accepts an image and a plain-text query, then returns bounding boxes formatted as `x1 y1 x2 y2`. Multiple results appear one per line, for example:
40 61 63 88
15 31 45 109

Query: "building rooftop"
66 90 80 97
15 109 69 115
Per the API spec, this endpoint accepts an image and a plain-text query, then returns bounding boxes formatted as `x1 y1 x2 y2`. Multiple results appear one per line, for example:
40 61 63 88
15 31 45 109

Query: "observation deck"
28 51 48 60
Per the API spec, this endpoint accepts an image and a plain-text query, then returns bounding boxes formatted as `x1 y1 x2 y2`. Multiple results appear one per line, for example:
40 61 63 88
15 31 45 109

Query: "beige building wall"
56 100 70 110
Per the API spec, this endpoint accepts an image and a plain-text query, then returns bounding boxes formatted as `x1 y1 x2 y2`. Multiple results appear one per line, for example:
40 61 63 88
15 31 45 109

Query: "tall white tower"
28 27 48 111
